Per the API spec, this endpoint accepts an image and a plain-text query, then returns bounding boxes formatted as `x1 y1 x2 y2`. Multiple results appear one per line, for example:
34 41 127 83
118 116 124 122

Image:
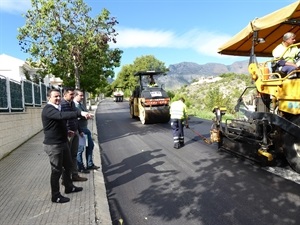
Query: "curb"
90 106 112 225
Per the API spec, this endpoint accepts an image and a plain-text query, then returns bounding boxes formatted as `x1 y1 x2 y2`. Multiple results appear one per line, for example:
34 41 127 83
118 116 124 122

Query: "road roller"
129 71 170 124
210 2 300 174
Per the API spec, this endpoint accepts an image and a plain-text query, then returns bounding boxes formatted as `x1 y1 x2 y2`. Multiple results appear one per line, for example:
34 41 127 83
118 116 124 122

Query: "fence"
0 74 62 159
0 75 53 113
0 74 101 159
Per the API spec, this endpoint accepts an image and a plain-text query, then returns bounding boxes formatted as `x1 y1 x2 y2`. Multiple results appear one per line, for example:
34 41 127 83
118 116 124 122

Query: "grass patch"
190 109 235 123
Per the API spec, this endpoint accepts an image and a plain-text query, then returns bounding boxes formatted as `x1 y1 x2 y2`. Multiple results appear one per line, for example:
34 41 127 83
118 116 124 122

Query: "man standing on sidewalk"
42 89 90 203
61 87 87 182
74 89 100 171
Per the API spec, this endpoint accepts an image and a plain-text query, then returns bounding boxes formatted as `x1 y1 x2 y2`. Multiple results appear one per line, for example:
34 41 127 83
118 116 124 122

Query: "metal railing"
0 75 53 113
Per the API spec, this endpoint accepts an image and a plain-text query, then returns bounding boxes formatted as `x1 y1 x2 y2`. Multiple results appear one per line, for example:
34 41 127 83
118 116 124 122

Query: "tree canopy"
17 0 122 93
111 55 168 95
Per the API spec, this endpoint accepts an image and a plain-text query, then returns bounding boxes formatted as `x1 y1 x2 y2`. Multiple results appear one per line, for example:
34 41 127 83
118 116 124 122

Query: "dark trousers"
281 65 297 75
68 134 79 176
171 119 184 145
44 142 73 198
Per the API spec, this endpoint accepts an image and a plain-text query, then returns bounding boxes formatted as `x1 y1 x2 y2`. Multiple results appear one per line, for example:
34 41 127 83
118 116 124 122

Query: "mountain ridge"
160 60 249 89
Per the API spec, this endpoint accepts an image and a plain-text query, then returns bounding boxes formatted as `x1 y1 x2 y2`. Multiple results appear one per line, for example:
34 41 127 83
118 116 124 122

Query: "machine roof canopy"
218 1 300 57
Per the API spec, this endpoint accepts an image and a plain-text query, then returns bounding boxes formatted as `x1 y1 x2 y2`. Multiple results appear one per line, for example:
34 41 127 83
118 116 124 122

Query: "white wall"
0 54 27 82
0 107 43 160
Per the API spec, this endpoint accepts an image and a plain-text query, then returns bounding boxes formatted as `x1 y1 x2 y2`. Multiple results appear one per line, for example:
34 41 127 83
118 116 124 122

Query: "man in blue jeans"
74 89 100 171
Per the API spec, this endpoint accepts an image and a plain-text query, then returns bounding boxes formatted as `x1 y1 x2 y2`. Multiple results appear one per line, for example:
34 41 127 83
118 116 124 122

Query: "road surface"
96 98 300 225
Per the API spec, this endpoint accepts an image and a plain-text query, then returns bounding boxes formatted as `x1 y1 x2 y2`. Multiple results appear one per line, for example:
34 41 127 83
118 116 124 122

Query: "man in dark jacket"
42 89 90 203
61 87 88 182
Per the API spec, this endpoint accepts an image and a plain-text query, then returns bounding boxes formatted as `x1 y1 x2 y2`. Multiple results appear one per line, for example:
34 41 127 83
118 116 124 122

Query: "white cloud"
180 29 232 58
114 28 176 48
114 27 232 58
0 0 31 13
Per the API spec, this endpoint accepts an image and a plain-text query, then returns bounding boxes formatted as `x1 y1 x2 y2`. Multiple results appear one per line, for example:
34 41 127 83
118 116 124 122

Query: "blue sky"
0 0 296 75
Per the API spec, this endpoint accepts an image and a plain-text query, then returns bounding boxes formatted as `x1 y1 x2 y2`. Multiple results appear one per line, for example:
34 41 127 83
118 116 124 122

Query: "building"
0 54 63 86
0 54 30 82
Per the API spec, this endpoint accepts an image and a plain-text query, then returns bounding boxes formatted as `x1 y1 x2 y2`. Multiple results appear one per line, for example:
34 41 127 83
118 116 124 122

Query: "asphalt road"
96 98 300 225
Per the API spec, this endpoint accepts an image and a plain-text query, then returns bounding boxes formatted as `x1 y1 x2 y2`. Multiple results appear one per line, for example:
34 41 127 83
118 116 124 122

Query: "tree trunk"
74 63 80 89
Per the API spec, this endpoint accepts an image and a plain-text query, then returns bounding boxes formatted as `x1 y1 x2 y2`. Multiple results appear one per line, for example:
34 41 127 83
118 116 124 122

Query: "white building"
0 54 62 86
43 75 63 87
0 54 30 82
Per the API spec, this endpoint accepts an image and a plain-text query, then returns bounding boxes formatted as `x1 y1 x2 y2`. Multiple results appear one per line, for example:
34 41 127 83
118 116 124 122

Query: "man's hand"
81 111 94 119
87 113 94 119
68 130 75 137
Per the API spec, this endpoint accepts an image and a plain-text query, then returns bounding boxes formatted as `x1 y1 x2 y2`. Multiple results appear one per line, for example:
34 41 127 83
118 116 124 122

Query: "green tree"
111 55 168 94
167 90 175 99
111 64 136 94
203 87 233 112
17 0 122 92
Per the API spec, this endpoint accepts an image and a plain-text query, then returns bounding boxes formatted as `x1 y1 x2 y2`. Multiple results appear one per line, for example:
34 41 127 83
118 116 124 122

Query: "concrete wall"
0 107 43 160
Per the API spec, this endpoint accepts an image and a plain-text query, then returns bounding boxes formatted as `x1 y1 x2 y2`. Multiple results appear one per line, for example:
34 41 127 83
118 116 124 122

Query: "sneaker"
87 165 100 170
51 194 70 203
65 185 83 194
79 168 90 174
72 174 88 182
288 74 297 79
180 142 185 147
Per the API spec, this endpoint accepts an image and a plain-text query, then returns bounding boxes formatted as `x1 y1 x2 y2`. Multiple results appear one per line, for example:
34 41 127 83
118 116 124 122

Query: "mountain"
159 60 249 90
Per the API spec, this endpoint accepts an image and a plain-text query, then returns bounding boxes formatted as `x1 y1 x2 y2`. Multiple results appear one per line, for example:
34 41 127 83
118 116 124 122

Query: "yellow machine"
129 71 170 124
210 2 300 173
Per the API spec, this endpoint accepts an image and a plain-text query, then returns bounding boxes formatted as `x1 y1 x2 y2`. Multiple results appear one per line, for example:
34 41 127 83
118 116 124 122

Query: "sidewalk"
0 115 112 225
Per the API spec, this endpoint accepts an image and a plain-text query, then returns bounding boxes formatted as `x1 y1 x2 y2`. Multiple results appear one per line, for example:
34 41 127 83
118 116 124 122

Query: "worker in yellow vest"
148 75 158 87
170 97 189 149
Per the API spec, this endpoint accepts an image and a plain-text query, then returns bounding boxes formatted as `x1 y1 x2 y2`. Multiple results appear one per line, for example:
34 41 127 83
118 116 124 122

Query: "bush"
171 72 254 119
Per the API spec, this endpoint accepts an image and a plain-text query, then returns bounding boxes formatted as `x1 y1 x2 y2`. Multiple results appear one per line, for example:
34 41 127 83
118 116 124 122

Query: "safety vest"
272 43 299 63
148 83 158 87
170 100 187 119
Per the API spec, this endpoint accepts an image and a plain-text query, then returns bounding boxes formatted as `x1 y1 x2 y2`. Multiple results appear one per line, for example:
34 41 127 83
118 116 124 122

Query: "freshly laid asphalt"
0 114 112 225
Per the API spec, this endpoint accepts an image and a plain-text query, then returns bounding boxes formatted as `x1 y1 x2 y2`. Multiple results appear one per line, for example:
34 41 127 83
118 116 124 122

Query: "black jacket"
42 104 81 145
60 98 81 132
